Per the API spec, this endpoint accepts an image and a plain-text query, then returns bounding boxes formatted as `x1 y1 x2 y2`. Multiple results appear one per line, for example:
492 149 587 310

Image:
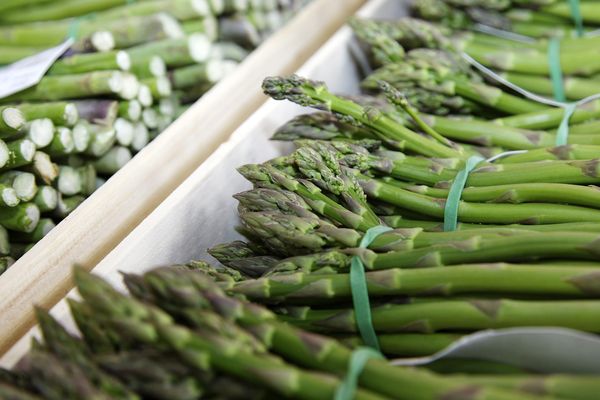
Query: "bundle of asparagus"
412 0 600 38
0 0 310 269
5 266 598 400
178 65 600 366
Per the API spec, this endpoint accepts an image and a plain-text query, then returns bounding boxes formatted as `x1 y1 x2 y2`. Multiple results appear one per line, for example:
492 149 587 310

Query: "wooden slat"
0 0 365 357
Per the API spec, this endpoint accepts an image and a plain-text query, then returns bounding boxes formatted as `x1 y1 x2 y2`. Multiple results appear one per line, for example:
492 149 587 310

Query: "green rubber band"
556 102 577 146
443 155 484 232
568 0 584 38
548 38 567 103
67 17 82 40
350 225 392 351
334 347 384 400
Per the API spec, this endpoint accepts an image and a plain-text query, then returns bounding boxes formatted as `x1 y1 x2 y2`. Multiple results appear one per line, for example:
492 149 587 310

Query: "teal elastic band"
443 155 485 232
548 38 567 103
556 102 577 146
568 0 584 37
67 17 82 40
350 225 392 351
334 347 384 400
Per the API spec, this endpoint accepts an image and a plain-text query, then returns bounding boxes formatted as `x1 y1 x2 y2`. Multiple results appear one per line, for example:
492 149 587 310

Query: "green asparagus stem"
32 187 58 213
2 139 36 171
230 263 600 302
26 151 58 185
17 102 78 127
12 218 55 243
57 165 96 196
0 171 37 201
0 203 39 233
262 75 465 158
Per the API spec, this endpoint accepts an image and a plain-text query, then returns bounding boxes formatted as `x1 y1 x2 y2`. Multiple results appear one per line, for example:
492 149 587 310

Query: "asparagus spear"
2 139 36 171
230 263 600 302
17 102 78 127
73 270 389 400
26 151 58 185
280 297 600 334
0 171 37 201
57 165 96 196
11 218 55 243
0 71 138 102
44 127 74 157
262 75 464 158
94 146 132 174
25 119 54 148
118 101 142 122
0 203 40 233
126 34 211 69
54 194 85 218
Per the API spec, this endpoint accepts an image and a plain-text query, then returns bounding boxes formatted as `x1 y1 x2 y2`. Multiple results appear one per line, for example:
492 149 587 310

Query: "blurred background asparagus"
0 0 311 270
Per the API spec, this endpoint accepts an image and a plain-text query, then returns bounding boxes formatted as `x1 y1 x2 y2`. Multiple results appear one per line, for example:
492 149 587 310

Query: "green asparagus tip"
262 75 330 110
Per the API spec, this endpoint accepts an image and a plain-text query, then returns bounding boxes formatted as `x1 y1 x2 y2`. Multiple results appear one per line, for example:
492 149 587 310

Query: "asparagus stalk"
118 101 142 122
182 16 219 41
25 119 54 148
94 146 132 174
0 71 137 102
32 187 58 213
340 333 462 357
0 0 131 24
48 50 131 76
280 297 600 334
44 127 74 157
17 102 78 127
131 123 149 152
0 172 37 201
11 218 55 243
54 194 85 218
129 55 166 79
57 165 96 196
230 263 600 302
262 75 464 158
168 60 226 89
0 184 19 208
2 139 36 171
0 203 39 233
126 34 211 69
26 151 58 185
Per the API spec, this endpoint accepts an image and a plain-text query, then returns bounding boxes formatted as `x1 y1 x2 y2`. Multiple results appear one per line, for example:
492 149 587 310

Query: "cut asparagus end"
13 173 37 201
232 0 249 11
149 56 167 77
0 140 8 169
0 203 41 234
131 123 149 151
1 187 18 207
2 108 25 131
210 0 225 13
37 218 56 237
192 0 212 15
116 51 131 71
91 31 115 52
87 126 116 157
157 12 185 38
115 118 134 146
56 127 75 154
55 194 85 218
72 122 91 153
64 103 79 127
156 76 172 97
125 100 142 121
0 226 9 255
203 17 219 41
19 139 36 163
119 73 140 100
58 166 81 196
156 114 173 131
34 186 58 212
31 152 59 185
159 98 176 117
189 33 212 63
137 84 153 107
27 118 54 148
94 146 132 174
142 108 159 129
107 71 124 94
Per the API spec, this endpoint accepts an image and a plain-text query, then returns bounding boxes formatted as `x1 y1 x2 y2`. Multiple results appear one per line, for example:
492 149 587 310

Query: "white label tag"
0 38 74 99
